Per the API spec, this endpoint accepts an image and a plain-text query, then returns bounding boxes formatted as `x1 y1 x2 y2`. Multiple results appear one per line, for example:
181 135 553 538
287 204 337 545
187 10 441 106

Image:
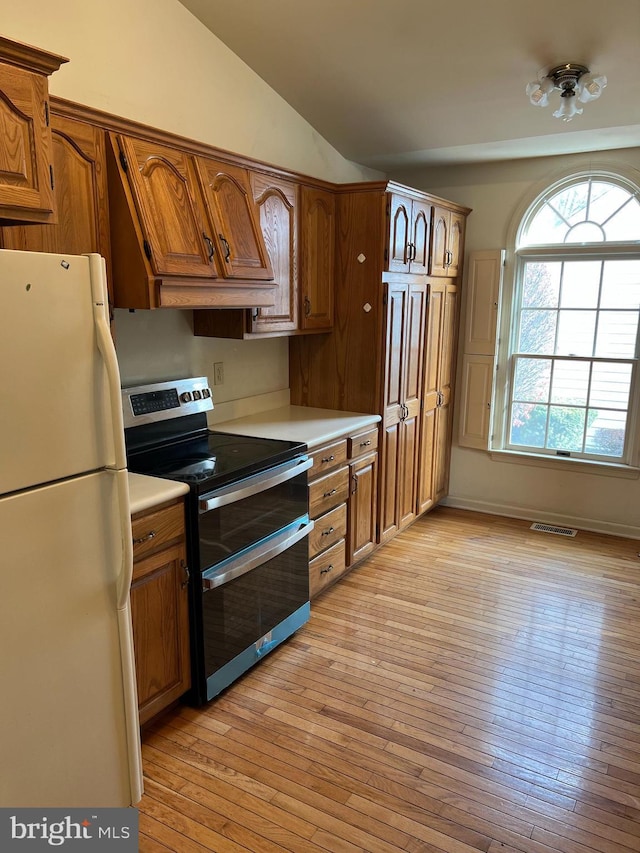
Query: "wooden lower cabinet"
130 499 191 725
308 425 379 598
349 451 378 565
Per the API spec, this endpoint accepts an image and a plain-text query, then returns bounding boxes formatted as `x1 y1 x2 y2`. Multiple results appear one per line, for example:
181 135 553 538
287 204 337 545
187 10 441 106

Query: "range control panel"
122 377 213 428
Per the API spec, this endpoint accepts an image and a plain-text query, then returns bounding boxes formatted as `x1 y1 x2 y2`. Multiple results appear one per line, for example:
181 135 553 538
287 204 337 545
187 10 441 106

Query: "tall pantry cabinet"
290 181 470 542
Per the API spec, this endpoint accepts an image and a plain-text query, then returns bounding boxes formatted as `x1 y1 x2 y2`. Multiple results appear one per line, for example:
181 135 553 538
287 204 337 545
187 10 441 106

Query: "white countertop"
212 405 380 449
128 472 190 515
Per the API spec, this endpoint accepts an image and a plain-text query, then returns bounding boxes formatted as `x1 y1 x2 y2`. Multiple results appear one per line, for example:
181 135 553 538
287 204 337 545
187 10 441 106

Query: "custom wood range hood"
106 132 279 310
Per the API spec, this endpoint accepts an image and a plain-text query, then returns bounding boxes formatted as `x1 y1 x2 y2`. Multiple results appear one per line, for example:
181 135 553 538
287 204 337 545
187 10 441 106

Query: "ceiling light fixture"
526 63 607 122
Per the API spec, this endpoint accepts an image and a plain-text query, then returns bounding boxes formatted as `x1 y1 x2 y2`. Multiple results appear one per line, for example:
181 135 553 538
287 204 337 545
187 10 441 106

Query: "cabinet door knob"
181 561 190 589
304 296 312 316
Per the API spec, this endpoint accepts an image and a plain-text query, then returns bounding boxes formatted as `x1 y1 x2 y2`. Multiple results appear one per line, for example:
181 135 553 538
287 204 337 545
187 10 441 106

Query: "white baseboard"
441 496 640 541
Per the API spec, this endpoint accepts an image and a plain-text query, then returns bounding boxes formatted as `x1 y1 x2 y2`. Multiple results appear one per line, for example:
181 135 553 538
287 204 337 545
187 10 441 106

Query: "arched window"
498 174 640 464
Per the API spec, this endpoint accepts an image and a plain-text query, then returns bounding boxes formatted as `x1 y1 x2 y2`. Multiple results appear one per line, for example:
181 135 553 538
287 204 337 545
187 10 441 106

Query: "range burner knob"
202 387 211 399
180 392 193 403
193 390 202 400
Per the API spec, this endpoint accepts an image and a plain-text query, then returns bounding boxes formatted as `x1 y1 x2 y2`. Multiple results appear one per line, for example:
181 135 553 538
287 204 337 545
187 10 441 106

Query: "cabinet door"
417 281 446 514
430 206 449 277
447 211 466 278
386 193 411 273
430 206 465 278
0 61 56 223
409 200 431 274
299 186 335 330
348 452 378 565
380 282 407 542
432 283 458 503
130 542 191 724
249 173 298 332
196 158 273 280
2 115 112 303
417 281 458 512
398 283 427 529
115 135 215 278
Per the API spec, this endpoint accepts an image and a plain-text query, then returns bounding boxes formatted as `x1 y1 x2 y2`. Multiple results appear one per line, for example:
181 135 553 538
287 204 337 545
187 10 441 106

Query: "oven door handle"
202 517 314 591
199 455 313 513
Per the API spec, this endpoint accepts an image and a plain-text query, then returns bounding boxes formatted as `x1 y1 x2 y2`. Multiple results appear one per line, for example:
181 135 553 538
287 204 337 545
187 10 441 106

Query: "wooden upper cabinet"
430 205 466 277
2 114 111 259
386 193 431 275
249 172 298 332
0 38 67 224
112 134 215 278
194 158 273 281
299 185 335 331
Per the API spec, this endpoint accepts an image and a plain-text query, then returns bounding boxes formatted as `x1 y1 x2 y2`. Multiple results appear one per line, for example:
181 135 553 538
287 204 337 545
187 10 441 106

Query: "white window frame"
492 168 640 472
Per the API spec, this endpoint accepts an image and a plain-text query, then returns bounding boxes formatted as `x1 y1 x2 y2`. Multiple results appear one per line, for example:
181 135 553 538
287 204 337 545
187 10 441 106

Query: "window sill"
489 449 640 479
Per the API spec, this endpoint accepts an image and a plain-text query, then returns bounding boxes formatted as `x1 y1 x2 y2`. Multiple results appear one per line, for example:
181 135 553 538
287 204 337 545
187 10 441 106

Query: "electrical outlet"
213 362 224 385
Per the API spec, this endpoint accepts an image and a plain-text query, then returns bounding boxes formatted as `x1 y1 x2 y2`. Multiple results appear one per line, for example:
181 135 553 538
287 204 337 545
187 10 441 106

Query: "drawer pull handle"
320 565 334 575
133 530 156 545
323 488 337 498
321 455 335 463
359 440 372 447
322 526 335 536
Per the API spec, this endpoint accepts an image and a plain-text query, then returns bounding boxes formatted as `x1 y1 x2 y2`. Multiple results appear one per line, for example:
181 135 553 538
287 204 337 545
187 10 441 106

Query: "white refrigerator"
0 250 143 807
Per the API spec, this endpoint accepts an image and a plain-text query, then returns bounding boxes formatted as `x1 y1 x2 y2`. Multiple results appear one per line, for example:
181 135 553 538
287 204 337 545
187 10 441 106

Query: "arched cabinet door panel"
195 158 273 281
0 39 67 223
299 185 335 331
115 135 215 278
249 173 298 332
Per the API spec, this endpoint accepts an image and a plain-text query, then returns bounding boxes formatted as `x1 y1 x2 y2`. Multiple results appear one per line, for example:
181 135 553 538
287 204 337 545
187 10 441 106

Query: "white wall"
394 148 640 538
2 0 381 413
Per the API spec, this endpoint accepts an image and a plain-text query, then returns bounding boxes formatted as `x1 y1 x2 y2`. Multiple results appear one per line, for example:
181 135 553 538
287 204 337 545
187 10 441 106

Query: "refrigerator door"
0 470 142 807
0 250 118 495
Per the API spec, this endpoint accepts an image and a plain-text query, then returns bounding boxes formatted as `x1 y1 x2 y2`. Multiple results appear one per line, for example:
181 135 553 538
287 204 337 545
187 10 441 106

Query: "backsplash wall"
114 308 289 419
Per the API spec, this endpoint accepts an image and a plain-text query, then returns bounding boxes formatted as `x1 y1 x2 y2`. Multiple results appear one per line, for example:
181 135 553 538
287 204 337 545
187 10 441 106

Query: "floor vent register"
530 522 578 537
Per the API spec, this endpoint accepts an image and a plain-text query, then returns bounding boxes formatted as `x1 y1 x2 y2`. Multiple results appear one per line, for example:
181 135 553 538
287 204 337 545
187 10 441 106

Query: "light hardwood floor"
138 507 640 852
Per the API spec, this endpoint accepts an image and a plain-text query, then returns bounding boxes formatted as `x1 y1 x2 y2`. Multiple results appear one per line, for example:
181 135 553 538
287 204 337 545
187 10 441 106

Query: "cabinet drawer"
131 502 184 561
309 539 347 598
309 439 348 477
348 427 379 459
308 466 349 519
308 503 347 558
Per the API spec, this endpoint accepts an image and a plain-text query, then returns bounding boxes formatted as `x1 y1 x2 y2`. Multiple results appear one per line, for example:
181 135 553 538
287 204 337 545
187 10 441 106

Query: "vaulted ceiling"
178 0 640 171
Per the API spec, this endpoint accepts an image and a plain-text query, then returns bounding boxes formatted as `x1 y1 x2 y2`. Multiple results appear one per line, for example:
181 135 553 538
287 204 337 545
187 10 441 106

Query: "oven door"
201 515 313 700
198 454 312 571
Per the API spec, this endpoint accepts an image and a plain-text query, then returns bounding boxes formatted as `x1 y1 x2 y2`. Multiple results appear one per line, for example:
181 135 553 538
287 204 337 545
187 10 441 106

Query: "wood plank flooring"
138 507 640 852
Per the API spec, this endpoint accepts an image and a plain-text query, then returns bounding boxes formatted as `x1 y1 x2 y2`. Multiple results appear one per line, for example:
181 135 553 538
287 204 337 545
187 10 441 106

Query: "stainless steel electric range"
122 376 313 705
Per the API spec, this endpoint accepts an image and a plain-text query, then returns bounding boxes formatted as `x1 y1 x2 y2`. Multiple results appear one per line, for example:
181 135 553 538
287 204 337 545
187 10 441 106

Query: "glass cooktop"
127 430 307 493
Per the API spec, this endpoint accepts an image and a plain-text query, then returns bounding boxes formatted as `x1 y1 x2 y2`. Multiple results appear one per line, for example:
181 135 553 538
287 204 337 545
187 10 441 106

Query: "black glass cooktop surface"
127 430 307 493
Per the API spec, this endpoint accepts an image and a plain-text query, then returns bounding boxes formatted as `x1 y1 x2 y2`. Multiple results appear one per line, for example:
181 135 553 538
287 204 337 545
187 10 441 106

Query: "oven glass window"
199 473 307 571
202 537 309 674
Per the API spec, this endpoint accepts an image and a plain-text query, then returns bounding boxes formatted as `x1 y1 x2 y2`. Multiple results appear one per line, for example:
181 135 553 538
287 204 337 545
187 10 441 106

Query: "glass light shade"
526 77 554 107
553 95 583 122
577 73 607 103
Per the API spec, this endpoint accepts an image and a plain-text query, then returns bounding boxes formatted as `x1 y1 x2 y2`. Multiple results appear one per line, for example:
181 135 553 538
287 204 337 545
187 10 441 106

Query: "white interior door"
0 470 141 807
0 250 117 494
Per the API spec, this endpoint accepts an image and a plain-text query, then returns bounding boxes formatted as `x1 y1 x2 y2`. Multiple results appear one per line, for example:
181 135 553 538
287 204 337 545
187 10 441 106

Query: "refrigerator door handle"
89 254 127 472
